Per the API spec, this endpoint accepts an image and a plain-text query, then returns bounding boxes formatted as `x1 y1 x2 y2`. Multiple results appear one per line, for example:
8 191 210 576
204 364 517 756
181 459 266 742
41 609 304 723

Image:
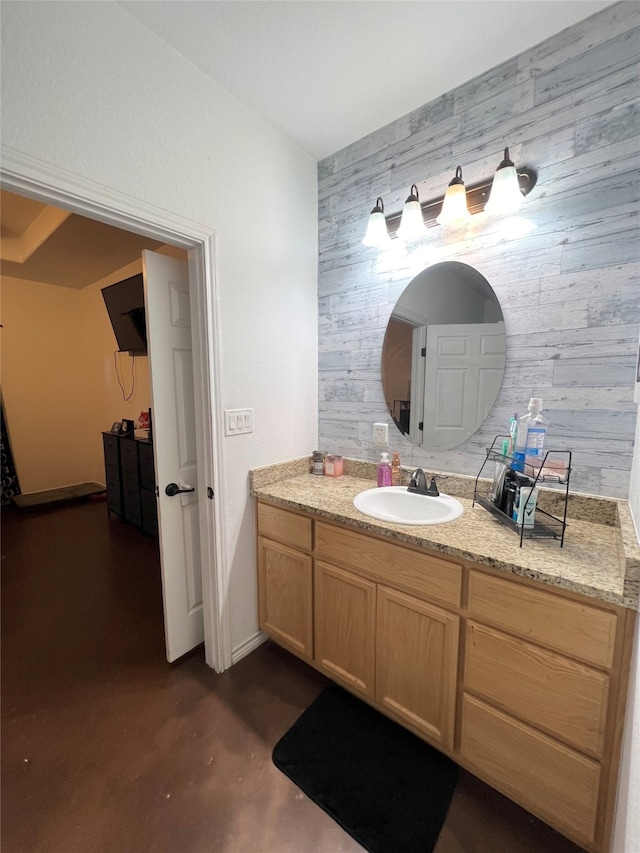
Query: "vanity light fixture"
362 197 391 249
361 148 537 247
396 184 428 242
436 166 471 226
484 147 525 216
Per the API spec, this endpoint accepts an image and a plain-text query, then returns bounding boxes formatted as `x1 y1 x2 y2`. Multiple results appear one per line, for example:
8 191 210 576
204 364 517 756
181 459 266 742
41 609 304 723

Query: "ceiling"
119 0 614 160
0 190 167 289
1 1 614 288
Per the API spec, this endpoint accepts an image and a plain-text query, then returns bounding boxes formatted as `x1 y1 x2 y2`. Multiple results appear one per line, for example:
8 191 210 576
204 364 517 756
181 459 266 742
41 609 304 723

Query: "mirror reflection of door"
381 262 506 451
422 322 506 448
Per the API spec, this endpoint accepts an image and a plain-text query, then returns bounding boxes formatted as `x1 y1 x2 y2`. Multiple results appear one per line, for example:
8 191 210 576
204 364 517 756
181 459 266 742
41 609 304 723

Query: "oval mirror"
381 261 506 451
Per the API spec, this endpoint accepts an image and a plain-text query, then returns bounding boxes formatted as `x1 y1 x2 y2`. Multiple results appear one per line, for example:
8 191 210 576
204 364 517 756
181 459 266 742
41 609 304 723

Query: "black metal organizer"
472 435 572 547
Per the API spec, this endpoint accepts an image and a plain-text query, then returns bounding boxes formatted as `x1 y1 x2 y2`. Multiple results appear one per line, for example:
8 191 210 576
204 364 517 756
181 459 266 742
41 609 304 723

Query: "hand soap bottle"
391 452 402 486
377 452 392 487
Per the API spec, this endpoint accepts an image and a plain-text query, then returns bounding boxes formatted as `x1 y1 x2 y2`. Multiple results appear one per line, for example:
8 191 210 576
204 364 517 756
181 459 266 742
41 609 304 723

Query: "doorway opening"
0 151 231 672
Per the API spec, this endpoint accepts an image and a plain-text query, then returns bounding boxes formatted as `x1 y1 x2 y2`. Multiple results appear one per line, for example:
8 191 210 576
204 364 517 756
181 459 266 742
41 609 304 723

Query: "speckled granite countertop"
250 457 640 611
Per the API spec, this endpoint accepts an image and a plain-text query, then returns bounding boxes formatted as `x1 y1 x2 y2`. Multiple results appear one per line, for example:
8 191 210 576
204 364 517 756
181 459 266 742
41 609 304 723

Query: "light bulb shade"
436 166 471 225
485 147 525 215
362 197 391 248
396 184 427 242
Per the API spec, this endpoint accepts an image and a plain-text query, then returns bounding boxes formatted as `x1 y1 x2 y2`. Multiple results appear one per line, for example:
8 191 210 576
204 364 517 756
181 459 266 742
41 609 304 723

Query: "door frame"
0 145 232 673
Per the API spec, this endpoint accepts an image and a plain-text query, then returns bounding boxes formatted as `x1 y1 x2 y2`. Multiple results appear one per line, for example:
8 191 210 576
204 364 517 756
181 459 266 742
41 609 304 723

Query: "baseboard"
13 482 105 509
231 630 268 665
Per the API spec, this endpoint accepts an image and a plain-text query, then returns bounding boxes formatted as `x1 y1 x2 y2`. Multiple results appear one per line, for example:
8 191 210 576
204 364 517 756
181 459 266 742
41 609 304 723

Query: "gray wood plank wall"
317 1 640 499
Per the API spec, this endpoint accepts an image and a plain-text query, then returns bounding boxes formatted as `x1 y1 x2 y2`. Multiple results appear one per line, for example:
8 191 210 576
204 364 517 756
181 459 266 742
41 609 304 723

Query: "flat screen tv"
101 274 147 354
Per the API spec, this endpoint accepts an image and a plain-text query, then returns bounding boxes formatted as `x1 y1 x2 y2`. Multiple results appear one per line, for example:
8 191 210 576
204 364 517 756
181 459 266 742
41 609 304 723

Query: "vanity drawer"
467 570 616 669
257 503 313 552
315 521 461 608
461 693 600 846
465 621 609 758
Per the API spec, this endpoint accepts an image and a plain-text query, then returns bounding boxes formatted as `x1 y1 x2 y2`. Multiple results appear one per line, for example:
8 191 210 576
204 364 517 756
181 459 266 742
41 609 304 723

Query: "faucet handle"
426 474 447 496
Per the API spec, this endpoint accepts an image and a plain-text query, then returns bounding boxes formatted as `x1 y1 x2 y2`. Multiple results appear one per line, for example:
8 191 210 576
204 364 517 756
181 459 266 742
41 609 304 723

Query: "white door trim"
0 144 232 673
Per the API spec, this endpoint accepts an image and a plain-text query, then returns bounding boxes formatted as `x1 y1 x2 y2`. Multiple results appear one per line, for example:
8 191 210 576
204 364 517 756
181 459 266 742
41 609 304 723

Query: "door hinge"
207 487 214 500
421 347 426 357
418 421 424 431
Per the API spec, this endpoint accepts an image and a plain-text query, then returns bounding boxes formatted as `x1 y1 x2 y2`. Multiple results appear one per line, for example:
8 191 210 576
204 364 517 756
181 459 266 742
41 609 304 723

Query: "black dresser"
102 432 158 537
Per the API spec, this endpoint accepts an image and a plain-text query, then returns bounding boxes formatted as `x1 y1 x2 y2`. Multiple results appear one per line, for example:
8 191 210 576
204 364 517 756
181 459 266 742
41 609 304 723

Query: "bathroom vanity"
251 460 639 853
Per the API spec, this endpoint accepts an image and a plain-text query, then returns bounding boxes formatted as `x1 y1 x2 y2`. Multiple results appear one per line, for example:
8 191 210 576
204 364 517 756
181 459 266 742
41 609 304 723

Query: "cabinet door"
376 585 459 750
314 561 376 700
258 537 313 662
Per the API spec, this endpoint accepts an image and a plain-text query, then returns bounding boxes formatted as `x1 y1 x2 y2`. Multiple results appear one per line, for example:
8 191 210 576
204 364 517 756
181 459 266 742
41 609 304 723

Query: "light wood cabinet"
467 569 617 668
376 585 459 749
465 621 609 758
316 520 462 608
257 502 313 551
461 693 602 846
314 561 376 699
256 498 635 853
257 536 313 661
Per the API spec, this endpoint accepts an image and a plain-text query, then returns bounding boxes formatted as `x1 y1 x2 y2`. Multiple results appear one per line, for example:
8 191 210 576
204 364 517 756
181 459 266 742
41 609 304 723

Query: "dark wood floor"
1 500 585 853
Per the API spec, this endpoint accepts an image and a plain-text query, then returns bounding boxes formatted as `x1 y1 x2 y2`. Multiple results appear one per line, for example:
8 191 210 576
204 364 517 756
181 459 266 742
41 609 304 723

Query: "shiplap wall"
317 1 639 498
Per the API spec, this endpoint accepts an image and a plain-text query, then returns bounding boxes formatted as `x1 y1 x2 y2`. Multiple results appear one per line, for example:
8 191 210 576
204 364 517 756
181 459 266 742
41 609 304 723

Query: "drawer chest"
102 432 158 537
256 498 636 853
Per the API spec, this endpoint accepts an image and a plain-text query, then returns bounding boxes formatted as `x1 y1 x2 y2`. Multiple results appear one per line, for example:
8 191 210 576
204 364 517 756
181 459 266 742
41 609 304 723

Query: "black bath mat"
272 685 458 853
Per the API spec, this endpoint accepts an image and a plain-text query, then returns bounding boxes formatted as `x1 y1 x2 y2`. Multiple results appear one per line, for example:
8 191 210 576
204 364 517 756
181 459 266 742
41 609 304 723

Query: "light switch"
224 408 254 436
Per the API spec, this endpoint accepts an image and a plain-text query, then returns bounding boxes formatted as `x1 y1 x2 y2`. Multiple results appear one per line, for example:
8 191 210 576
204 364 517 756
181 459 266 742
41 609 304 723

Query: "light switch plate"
224 408 253 436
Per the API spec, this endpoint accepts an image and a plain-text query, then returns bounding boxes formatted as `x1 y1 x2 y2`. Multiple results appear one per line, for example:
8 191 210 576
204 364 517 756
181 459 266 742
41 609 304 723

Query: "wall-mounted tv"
101 274 147 355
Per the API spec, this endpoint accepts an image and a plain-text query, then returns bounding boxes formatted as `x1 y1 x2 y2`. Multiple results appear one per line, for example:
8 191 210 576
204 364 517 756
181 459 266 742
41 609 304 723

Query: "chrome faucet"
408 469 441 496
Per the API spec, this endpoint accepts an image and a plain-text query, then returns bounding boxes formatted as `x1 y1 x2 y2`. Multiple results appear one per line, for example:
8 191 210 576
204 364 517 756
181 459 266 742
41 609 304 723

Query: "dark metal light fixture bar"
384 167 537 238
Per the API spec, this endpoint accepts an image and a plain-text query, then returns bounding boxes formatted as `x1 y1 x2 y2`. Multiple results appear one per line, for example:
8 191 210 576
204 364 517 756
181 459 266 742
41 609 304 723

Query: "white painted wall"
0 270 153 493
0 1 318 654
614 332 640 852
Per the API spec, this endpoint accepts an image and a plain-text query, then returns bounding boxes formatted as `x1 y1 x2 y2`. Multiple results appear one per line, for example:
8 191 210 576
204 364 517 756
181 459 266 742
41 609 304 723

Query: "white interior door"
143 250 204 662
409 324 427 446
422 322 505 449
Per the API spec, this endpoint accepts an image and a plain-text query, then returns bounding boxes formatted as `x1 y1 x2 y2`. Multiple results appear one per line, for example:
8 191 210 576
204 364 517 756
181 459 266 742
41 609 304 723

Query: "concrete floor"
1 500 585 853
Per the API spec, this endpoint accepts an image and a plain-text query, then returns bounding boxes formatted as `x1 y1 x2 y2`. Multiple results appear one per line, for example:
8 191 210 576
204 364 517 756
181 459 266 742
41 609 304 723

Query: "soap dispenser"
391 452 402 486
377 452 392 487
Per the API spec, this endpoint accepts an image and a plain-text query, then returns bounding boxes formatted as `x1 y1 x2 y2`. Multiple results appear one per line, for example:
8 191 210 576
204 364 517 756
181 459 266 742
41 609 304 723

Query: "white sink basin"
353 486 464 526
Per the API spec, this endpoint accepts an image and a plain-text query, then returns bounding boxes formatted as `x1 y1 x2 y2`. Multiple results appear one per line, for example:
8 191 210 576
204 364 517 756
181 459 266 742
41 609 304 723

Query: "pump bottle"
377 452 392 487
391 452 402 486
514 398 548 470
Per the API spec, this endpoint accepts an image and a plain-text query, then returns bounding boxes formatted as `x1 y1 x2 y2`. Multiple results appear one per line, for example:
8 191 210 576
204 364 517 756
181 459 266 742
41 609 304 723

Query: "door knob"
165 482 195 497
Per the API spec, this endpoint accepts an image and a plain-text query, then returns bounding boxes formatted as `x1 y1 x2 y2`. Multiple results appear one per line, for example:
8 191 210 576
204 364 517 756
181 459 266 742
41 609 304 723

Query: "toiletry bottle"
513 413 529 459
514 485 538 528
491 461 507 507
312 451 324 476
377 452 392 487
391 452 401 486
508 414 518 456
501 469 518 518
523 398 548 468
513 399 548 471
